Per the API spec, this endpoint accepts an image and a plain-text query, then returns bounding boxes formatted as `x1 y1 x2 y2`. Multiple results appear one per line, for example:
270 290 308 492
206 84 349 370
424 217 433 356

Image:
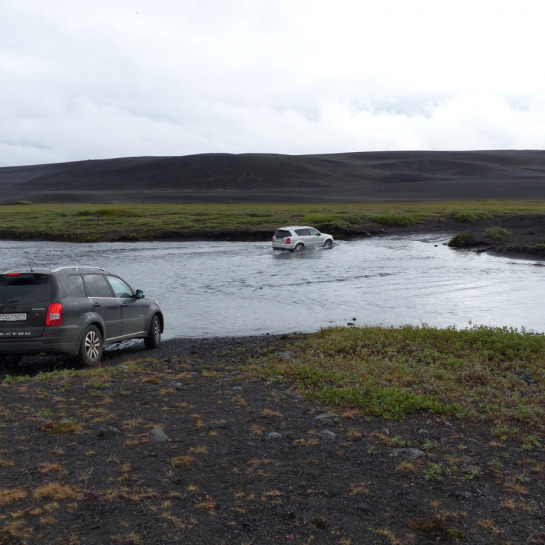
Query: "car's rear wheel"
323 239 333 248
294 243 304 251
144 314 161 349
79 325 103 366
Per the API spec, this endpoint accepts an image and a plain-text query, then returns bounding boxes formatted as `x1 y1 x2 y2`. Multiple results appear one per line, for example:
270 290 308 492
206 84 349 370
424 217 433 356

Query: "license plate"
0 313 27 322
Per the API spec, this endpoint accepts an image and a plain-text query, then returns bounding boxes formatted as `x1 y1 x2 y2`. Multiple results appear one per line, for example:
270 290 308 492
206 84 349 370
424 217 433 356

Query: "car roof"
2 266 109 276
277 225 314 230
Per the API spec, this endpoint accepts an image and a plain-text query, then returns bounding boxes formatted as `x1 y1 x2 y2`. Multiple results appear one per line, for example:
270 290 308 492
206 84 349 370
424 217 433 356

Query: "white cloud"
1 0 545 166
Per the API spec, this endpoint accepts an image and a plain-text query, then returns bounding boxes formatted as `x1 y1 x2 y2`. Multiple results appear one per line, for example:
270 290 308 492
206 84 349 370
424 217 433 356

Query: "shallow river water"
1 236 544 339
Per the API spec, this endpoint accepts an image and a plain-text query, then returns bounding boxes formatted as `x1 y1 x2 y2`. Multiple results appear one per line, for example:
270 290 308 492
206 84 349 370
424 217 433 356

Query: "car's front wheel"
323 239 333 248
79 325 103 366
144 314 162 349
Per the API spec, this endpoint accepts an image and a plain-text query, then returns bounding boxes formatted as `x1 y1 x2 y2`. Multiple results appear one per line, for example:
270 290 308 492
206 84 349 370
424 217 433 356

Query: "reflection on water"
1 237 544 338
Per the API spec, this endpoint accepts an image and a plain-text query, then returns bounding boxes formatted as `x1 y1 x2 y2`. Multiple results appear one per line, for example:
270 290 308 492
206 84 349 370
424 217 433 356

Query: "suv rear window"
0 274 52 305
274 230 291 239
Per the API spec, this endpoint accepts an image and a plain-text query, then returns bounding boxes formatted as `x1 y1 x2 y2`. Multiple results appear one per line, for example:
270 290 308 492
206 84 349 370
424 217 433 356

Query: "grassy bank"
256 325 545 442
3 325 545 543
4 324 545 444
1 201 544 242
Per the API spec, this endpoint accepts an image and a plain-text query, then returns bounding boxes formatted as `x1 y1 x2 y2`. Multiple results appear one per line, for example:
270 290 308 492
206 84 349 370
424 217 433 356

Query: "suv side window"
83 274 113 297
64 274 86 298
107 276 133 298
308 228 319 235
295 228 310 236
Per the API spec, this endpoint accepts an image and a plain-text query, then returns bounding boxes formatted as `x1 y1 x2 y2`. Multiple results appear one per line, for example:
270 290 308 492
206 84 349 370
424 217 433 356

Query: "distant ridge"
1 150 545 204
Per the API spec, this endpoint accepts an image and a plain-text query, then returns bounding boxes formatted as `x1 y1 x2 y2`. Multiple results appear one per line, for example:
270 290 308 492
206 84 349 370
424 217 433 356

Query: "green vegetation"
257 325 545 432
484 226 512 239
453 210 494 223
0 201 543 242
447 232 475 248
370 213 419 226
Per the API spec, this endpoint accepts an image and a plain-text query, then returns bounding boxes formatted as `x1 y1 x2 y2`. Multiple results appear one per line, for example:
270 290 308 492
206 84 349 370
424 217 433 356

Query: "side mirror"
135 289 145 299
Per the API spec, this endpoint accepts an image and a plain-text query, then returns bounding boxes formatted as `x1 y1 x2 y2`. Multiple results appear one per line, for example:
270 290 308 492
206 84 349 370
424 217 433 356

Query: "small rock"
267 432 283 441
452 490 473 500
315 413 339 422
317 430 337 441
149 428 169 443
391 448 426 460
168 381 186 390
278 351 293 361
97 425 122 438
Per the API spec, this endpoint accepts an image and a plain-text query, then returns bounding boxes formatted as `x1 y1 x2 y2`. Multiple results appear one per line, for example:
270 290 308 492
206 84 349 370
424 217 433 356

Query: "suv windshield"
274 230 291 239
0 274 52 305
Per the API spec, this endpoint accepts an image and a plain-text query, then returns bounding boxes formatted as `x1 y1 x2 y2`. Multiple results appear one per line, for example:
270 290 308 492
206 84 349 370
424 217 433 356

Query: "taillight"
286 237 291 244
46 302 63 326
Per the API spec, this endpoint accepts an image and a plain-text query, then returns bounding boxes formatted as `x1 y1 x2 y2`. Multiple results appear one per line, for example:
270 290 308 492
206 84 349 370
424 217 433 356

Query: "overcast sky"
2 0 545 167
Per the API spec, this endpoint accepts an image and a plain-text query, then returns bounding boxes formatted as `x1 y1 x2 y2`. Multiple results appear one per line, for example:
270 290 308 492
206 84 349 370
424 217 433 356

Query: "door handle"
92 301 101 307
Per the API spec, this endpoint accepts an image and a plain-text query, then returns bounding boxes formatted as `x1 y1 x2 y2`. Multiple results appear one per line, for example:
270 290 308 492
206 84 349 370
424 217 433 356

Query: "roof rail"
50 266 107 273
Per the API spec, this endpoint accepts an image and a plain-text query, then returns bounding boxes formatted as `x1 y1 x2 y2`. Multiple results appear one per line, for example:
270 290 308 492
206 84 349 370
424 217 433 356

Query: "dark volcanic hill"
1 150 545 204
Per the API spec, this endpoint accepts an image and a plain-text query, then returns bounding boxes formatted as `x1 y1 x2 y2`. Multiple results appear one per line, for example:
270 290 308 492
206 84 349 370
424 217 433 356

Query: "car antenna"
28 263 34 272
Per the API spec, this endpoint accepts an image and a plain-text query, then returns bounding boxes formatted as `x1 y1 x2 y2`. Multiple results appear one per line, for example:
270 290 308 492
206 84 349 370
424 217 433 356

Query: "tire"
323 239 333 248
294 243 304 251
144 314 162 349
78 325 103 367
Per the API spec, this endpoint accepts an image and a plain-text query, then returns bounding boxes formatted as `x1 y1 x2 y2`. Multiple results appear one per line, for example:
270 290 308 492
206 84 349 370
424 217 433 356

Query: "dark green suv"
0 266 164 366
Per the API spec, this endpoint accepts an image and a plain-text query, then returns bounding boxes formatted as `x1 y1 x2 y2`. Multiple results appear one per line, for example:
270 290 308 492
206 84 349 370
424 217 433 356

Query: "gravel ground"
1 333 545 544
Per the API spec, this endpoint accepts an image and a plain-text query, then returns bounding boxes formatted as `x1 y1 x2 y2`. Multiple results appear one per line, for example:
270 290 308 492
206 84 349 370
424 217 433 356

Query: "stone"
314 413 339 422
97 425 122 438
317 430 337 441
391 448 426 460
149 428 169 443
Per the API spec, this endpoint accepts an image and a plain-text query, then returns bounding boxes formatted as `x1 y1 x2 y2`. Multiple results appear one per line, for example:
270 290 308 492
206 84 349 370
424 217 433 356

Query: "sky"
2 0 545 167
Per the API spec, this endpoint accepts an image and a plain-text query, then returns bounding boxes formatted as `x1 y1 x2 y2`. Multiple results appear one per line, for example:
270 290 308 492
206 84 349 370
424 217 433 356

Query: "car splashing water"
1 236 544 338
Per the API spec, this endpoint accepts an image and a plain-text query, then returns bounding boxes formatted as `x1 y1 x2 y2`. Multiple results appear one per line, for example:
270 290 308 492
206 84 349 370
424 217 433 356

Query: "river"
1 235 543 338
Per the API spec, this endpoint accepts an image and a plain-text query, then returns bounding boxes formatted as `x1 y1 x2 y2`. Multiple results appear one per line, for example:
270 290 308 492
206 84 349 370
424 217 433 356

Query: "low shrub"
448 232 475 248
484 226 511 239
454 211 493 223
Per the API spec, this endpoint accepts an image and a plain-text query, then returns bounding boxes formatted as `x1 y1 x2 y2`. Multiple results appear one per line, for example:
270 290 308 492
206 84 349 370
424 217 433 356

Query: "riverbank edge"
2 213 545 259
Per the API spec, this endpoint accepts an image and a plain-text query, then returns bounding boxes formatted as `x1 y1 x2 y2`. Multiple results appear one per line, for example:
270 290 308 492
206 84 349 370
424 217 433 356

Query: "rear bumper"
272 242 295 250
0 338 80 356
0 326 81 356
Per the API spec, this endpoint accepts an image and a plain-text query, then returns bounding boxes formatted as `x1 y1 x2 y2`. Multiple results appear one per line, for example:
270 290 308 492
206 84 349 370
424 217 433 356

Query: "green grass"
453 210 494 223
0 201 544 242
447 232 475 248
257 325 545 433
484 226 512 239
